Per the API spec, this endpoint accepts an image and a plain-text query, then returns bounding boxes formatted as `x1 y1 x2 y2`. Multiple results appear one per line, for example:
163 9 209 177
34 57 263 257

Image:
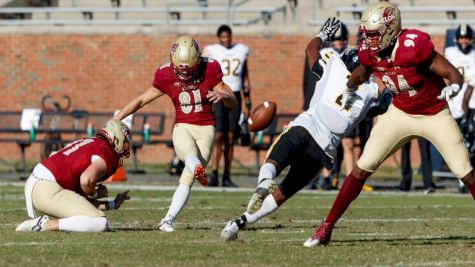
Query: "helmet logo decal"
381 8 395 24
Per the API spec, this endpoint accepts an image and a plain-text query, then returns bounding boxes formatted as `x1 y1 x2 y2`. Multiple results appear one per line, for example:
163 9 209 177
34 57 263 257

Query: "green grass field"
1 182 475 267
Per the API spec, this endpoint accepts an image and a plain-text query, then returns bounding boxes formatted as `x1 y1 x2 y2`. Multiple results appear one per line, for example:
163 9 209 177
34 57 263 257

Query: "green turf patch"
1 185 474 266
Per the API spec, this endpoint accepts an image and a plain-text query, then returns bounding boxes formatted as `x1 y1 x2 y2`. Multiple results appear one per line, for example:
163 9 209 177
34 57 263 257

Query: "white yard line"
0 181 469 197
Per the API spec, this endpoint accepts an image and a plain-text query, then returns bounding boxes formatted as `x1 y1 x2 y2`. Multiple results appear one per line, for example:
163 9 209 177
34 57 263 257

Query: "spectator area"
0 0 473 33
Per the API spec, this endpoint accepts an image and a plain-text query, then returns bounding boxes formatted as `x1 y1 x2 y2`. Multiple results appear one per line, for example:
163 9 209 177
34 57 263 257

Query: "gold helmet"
97 119 131 159
170 35 202 83
358 1 401 53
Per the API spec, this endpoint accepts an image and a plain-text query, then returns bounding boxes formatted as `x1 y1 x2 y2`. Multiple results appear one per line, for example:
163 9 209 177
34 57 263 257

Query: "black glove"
317 17 341 42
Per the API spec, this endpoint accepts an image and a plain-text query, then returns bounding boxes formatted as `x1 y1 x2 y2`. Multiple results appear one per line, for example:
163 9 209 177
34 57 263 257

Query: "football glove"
437 84 461 101
317 17 341 43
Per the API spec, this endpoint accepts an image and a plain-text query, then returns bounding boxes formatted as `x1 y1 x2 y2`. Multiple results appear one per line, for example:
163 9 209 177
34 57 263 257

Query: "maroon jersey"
41 138 120 193
152 58 223 126
358 29 446 115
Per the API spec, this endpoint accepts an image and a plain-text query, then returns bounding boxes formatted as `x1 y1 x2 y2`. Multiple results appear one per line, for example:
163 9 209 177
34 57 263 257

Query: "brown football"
247 101 277 132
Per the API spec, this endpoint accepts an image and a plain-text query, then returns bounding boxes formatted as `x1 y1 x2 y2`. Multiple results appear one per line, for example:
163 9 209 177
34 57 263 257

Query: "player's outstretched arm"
430 52 464 101
305 17 340 75
113 87 164 121
208 82 238 108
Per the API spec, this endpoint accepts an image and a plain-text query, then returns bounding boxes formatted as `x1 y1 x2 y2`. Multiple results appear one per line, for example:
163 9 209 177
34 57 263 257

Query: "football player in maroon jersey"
305 1 471 247
15 120 131 232
113 36 237 232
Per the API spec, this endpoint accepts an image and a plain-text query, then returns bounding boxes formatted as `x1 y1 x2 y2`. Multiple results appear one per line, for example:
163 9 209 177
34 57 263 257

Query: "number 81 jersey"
153 58 223 126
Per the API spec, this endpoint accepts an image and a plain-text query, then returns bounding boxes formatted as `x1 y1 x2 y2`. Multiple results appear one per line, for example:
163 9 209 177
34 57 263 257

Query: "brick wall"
0 33 446 168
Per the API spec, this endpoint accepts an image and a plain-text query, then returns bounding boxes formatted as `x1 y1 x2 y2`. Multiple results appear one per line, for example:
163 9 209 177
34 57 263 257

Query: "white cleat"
158 219 175 232
303 237 324 248
221 220 239 241
246 179 278 214
15 215 49 232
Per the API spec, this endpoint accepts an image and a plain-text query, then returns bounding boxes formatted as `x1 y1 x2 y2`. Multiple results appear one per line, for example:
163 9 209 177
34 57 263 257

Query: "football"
247 101 277 132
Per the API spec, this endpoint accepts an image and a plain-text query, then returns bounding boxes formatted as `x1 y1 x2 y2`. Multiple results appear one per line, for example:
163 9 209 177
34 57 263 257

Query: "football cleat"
221 220 239 241
221 215 247 241
158 219 175 232
15 215 49 232
246 179 278 214
303 220 334 247
194 164 209 186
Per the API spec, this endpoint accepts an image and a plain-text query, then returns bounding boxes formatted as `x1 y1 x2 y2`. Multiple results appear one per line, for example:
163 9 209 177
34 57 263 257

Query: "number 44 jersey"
290 53 379 159
153 58 223 126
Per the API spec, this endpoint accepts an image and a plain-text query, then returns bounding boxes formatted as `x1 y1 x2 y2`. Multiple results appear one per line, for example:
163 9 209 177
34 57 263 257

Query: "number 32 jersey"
203 43 249 92
290 53 379 159
153 58 223 126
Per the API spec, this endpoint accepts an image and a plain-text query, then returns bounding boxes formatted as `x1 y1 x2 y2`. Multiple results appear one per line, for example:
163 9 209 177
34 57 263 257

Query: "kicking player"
221 17 391 240
113 36 237 232
15 120 131 232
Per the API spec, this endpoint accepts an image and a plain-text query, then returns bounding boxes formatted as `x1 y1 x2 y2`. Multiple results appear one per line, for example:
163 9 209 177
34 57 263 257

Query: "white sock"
163 184 191 222
58 216 108 232
185 155 201 174
258 163 277 185
244 195 278 224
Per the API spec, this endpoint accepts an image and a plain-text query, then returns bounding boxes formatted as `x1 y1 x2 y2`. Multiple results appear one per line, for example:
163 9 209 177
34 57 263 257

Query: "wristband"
108 200 116 210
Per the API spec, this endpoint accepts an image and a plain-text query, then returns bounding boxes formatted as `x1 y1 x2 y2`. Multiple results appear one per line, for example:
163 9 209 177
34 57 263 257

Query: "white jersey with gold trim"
203 43 249 92
444 46 475 116
289 53 379 159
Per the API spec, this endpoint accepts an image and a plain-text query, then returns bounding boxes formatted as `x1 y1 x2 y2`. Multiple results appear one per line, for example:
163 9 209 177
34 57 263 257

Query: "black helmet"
341 47 359 72
455 24 473 54
333 23 349 42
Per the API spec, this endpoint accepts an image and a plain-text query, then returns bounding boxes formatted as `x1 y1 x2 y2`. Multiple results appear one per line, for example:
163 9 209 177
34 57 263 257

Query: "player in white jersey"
444 24 475 192
203 25 251 187
221 17 391 241
315 22 375 192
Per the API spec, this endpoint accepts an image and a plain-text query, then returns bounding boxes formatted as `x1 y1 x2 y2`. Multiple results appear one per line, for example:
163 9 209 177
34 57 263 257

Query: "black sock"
212 170 218 179
235 215 247 229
